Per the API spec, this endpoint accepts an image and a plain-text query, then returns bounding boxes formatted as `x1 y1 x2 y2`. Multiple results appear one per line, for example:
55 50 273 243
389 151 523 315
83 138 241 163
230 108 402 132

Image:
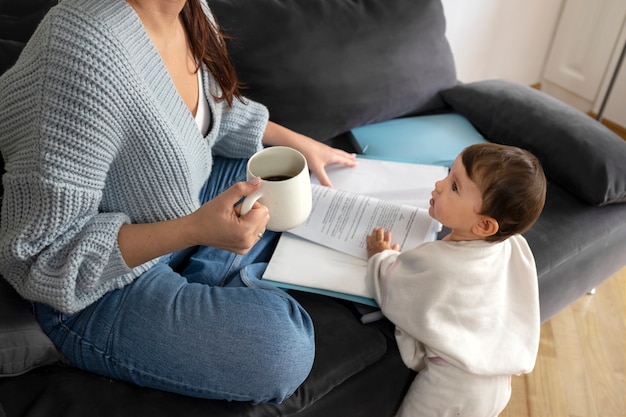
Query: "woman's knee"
249 296 315 403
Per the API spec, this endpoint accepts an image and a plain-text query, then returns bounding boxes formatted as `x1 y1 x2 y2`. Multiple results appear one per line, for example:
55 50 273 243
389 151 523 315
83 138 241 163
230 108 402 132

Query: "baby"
366 143 547 417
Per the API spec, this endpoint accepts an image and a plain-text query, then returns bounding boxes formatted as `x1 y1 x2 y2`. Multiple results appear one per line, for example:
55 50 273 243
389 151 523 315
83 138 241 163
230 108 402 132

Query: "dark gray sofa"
1 1 625 416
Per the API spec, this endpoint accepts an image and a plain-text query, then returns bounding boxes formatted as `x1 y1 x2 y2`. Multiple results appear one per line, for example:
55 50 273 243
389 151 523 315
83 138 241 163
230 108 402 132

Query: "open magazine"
262 158 447 306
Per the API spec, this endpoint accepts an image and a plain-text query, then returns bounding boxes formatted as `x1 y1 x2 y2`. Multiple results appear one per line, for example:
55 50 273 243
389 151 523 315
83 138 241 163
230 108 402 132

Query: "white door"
542 0 626 108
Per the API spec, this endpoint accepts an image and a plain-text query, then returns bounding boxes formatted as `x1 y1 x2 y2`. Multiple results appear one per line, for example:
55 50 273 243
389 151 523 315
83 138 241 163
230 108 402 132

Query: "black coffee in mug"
262 174 294 181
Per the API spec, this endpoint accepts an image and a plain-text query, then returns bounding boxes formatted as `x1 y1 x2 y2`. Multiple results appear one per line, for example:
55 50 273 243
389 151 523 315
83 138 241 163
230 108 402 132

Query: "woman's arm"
117 180 269 268
117 119 357 268
262 121 358 187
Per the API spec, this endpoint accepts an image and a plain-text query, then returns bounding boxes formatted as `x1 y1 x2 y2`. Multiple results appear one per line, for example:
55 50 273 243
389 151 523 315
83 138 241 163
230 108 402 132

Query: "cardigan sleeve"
0 10 142 314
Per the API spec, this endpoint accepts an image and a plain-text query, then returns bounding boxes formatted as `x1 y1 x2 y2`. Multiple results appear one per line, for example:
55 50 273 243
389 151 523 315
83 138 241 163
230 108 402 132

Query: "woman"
0 0 356 403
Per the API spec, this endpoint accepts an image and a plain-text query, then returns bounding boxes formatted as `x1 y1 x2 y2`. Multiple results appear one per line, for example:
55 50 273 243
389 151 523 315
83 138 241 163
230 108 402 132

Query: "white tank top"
194 70 210 136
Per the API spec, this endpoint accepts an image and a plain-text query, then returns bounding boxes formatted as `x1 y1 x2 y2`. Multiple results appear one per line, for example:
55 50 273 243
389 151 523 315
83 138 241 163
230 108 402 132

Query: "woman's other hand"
296 136 358 187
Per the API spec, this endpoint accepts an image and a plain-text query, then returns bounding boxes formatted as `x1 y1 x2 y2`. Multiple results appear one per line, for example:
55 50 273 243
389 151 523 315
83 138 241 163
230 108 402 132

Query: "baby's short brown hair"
462 143 547 242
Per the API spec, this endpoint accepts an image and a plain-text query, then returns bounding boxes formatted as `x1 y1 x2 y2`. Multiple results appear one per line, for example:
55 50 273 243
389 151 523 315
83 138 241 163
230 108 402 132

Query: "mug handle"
240 189 263 216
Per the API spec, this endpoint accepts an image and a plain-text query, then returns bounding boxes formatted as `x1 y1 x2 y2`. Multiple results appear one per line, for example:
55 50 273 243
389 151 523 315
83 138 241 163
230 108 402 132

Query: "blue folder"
352 113 487 167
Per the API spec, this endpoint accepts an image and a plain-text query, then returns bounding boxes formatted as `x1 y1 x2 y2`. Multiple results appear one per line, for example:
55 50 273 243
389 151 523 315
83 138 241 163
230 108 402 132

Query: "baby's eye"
452 181 458 192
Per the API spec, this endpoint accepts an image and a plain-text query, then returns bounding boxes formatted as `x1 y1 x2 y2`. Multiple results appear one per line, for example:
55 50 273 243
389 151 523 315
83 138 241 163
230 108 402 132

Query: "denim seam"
104 355 275 402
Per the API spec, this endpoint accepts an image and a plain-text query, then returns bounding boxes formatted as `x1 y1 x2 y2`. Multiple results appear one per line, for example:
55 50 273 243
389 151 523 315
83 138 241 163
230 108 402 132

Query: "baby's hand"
366 227 400 258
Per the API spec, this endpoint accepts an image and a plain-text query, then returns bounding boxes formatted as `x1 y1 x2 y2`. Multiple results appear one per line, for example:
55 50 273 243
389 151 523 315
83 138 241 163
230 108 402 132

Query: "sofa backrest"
0 0 59 203
0 0 58 73
0 0 58 203
207 0 457 142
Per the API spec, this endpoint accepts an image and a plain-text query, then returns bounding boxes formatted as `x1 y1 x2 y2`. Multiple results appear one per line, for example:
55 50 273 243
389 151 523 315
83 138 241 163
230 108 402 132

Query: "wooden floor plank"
579 314 624 416
503 375 529 416
551 306 598 416
575 269 625 416
500 268 625 417
527 322 569 416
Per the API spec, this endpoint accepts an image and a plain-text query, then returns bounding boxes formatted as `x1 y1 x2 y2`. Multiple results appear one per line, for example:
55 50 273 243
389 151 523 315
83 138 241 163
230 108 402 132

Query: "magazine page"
289 184 435 260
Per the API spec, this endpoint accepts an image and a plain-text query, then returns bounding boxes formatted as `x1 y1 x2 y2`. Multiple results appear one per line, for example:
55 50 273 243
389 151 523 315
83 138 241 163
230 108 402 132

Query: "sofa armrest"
440 80 626 206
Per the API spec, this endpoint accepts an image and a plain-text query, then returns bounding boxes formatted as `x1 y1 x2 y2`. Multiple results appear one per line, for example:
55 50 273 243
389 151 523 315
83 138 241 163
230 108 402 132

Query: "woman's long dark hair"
180 0 242 106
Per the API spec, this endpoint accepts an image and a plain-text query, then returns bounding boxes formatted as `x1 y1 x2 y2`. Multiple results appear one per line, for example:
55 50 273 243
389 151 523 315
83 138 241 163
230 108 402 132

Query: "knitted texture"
0 0 268 313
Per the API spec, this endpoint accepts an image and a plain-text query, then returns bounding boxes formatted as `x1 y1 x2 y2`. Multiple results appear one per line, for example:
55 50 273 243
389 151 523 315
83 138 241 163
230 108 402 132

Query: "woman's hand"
366 227 400 258
186 179 270 253
262 121 357 187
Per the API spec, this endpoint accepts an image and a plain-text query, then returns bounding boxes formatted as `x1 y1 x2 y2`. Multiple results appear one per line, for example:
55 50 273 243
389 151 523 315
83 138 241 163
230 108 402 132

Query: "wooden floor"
499 267 626 417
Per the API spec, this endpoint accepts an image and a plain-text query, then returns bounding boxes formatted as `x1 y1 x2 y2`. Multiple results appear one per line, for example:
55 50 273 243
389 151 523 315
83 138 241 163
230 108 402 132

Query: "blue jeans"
34 157 315 404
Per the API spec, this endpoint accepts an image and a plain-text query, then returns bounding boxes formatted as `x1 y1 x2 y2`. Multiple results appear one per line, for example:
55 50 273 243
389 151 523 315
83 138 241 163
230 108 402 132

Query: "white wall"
441 0 564 85
438 1 626 128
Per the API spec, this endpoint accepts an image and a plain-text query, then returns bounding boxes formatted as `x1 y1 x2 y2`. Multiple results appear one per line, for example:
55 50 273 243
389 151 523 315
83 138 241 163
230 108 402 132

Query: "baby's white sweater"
366 235 540 376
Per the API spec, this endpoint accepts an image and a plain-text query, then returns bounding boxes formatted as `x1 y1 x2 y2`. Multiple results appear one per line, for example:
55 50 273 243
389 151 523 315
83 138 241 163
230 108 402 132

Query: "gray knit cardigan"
0 0 269 313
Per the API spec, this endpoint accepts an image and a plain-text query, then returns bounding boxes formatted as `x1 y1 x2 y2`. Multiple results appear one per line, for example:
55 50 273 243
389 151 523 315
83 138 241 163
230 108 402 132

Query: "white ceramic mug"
240 146 312 232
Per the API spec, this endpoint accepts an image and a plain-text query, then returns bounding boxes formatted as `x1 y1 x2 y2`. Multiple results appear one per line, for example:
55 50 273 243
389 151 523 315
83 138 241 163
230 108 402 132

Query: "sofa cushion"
440 79 626 206
265 291 388 414
207 0 457 141
0 278 64 377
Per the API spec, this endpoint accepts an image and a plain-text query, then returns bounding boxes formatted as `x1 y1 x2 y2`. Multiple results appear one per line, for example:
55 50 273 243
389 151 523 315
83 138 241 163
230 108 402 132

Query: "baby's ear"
473 216 499 238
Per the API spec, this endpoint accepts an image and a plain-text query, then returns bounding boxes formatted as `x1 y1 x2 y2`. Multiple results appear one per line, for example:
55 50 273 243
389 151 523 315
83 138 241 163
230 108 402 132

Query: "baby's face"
429 155 485 241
